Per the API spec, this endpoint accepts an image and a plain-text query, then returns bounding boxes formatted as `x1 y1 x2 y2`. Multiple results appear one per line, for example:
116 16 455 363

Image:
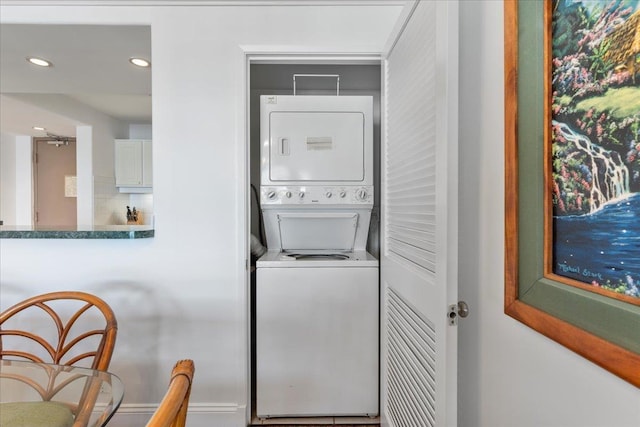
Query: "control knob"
266 190 277 200
298 192 305 199
356 188 368 201
325 191 332 198
285 191 292 198
339 191 347 198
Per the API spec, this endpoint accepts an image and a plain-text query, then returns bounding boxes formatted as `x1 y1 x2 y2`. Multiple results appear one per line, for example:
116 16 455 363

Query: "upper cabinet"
115 139 152 191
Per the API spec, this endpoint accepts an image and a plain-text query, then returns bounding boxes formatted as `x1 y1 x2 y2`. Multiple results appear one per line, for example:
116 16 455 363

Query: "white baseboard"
107 402 247 427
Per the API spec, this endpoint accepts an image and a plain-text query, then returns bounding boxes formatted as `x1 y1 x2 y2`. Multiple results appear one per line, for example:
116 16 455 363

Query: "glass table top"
0 359 124 427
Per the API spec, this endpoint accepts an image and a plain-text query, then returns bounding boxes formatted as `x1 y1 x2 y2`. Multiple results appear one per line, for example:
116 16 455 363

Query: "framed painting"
504 0 640 387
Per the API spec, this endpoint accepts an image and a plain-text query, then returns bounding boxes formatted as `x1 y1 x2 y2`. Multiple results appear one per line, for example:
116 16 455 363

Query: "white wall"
0 132 18 225
457 2 640 427
15 135 33 225
1 133 32 226
0 3 402 426
77 125 94 225
129 124 152 140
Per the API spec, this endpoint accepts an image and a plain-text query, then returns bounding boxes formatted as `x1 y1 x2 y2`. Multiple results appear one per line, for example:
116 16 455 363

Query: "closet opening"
246 59 382 424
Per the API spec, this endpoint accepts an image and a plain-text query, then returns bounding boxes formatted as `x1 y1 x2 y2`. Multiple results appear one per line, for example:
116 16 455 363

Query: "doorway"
34 137 77 227
247 59 382 424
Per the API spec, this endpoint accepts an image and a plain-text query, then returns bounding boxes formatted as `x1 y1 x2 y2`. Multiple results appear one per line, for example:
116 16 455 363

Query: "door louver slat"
385 0 437 274
387 229 435 253
386 288 437 427
386 191 436 203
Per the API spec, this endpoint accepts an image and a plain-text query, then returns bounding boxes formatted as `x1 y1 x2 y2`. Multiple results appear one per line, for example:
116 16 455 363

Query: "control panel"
261 186 374 205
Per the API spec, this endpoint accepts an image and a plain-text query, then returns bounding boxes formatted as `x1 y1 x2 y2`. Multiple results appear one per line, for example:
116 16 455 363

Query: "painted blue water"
553 193 640 297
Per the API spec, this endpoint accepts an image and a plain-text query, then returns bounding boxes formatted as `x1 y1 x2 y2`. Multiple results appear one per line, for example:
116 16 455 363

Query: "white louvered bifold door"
380 1 459 426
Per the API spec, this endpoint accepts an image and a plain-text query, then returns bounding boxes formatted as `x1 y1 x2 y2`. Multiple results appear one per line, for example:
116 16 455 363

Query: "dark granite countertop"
0 225 154 239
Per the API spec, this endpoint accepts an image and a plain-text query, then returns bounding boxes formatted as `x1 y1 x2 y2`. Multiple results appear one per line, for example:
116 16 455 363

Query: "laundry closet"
249 63 382 419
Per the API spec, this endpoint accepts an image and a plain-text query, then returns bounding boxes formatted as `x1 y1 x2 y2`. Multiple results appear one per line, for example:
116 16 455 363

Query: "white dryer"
260 94 374 189
256 94 379 418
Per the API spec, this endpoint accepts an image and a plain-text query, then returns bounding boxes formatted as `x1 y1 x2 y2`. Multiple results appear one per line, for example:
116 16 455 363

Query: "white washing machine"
256 94 379 418
256 250 378 417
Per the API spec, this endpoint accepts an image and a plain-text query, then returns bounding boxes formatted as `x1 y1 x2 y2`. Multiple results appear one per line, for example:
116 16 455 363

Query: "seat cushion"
0 401 74 427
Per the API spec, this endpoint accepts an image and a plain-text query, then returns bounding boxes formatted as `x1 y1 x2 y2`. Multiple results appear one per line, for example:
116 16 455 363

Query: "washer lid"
257 250 379 267
277 212 358 251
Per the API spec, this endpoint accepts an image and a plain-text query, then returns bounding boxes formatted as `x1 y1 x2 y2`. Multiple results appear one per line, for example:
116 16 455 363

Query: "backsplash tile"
93 176 153 225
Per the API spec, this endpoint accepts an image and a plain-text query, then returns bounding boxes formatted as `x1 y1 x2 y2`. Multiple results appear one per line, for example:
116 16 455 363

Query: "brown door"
34 138 77 228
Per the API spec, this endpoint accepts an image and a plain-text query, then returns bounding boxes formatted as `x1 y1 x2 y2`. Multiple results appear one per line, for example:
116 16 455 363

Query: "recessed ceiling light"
26 57 53 67
129 57 150 68
32 126 46 131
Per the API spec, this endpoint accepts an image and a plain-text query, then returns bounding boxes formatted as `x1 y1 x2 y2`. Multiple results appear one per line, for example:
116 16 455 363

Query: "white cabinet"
115 139 152 190
142 139 152 187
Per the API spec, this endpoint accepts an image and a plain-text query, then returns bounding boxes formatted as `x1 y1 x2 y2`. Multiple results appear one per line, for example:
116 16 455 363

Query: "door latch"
448 301 470 325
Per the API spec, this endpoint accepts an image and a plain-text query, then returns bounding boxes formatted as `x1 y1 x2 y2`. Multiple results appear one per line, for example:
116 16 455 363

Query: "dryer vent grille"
386 287 436 427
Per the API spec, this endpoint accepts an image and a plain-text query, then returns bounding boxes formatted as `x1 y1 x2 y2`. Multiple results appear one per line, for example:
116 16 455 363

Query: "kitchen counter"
0 225 154 239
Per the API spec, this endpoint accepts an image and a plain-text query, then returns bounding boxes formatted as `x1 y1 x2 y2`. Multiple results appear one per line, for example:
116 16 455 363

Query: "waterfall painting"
506 0 640 389
550 0 640 301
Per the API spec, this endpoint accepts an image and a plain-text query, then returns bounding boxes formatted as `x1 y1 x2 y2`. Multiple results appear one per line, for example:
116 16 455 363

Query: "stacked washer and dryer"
256 93 379 418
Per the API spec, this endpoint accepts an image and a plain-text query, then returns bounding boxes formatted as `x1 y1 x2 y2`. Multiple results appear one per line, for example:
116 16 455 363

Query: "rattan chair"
0 291 118 371
146 359 195 427
0 291 118 426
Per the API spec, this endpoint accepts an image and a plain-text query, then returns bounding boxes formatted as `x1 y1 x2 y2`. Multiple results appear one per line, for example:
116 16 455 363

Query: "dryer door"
269 111 365 182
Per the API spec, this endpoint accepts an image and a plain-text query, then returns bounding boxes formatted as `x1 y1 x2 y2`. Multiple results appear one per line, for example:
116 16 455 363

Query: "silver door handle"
457 301 470 318
448 301 470 325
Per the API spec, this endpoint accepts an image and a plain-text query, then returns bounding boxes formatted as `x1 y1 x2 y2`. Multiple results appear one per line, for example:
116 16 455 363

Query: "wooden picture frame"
504 0 640 387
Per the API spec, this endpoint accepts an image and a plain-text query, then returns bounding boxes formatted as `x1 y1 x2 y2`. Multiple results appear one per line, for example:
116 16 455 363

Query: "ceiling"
0 24 151 138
